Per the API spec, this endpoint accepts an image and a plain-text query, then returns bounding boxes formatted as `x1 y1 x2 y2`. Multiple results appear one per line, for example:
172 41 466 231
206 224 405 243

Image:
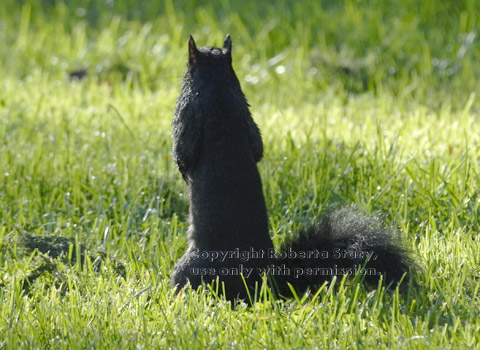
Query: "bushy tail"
278 207 413 295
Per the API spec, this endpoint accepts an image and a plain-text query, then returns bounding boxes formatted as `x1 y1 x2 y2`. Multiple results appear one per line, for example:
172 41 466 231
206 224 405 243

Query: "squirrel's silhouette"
171 35 412 301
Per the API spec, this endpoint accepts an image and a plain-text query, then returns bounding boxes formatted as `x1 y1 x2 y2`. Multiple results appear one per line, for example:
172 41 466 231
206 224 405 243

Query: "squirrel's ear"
188 35 198 66
222 34 232 59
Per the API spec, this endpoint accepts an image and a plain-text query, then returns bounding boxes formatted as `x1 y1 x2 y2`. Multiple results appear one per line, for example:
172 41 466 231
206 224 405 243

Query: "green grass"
1 0 480 348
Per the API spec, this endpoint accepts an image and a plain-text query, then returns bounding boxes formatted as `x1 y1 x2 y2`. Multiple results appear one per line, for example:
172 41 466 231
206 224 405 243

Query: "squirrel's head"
186 34 236 81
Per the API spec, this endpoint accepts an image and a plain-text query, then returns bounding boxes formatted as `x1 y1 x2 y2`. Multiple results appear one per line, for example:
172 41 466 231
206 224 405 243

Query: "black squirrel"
171 35 412 301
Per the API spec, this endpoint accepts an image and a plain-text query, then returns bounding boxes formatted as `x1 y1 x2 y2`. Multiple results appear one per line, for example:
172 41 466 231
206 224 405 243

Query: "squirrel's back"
171 36 275 299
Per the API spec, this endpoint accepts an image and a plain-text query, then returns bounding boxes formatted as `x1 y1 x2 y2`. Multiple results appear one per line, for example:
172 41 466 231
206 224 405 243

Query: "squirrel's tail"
277 207 413 295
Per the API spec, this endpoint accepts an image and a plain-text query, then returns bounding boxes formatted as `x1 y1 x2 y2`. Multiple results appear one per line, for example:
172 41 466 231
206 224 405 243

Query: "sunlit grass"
1 0 480 349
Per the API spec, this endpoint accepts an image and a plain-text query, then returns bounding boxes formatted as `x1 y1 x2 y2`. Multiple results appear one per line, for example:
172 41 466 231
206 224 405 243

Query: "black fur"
171 35 412 301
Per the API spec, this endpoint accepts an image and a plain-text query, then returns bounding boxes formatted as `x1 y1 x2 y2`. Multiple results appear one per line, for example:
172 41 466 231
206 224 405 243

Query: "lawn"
1 0 480 348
